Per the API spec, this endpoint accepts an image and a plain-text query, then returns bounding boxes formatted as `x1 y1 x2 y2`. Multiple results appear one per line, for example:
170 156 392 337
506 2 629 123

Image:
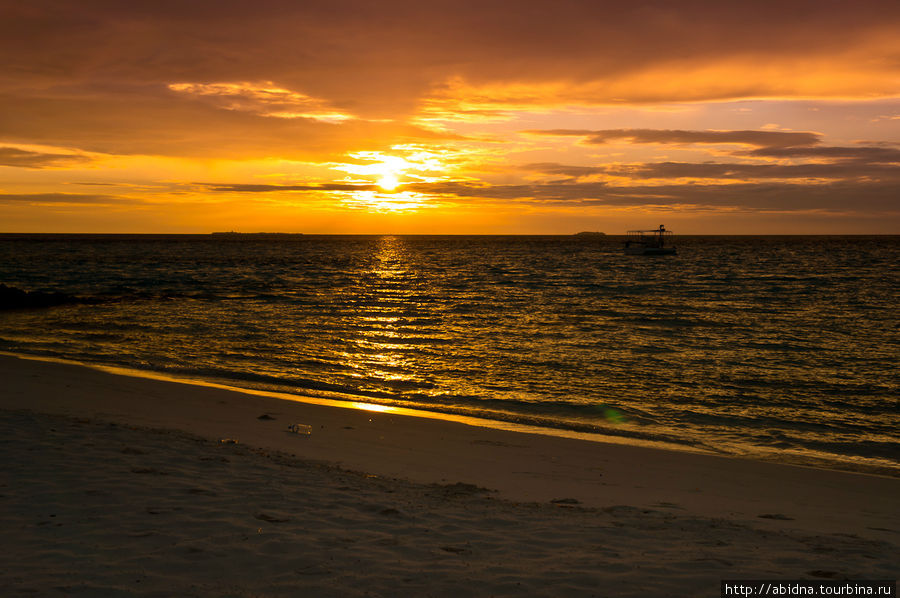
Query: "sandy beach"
1 353 897 597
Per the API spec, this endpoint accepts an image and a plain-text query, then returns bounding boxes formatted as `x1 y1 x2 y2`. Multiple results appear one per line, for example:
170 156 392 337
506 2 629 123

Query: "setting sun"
334 152 414 193
373 155 412 191
377 172 400 191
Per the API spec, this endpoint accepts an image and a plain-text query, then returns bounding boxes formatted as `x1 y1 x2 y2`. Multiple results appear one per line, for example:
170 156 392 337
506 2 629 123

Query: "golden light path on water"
2 351 700 454
338 236 422 388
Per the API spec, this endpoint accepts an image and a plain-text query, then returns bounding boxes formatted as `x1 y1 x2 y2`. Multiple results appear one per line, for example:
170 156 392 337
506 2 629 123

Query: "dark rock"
0 283 85 310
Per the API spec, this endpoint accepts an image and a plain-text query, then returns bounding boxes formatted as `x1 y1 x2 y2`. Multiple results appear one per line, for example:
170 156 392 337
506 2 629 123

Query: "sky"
1 0 899 234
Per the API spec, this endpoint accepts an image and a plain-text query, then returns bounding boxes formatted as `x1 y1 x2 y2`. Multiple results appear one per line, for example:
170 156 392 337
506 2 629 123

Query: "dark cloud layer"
6 1 898 97
746 146 900 161
0 147 91 168
408 180 899 212
524 159 900 181
202 183 379 193
517 131 900 214
0 193 124 204
526 129 822 148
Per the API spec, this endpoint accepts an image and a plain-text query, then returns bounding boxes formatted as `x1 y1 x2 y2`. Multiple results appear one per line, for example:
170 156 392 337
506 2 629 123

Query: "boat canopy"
624 225 676 255
626 225 673 245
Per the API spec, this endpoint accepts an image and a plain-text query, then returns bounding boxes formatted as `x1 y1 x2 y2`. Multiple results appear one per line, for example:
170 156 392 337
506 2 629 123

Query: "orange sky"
1 0 899 234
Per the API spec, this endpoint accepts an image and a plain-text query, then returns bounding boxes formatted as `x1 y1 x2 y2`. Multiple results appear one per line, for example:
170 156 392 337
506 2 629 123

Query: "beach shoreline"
3 350 895 478
1 353 897 595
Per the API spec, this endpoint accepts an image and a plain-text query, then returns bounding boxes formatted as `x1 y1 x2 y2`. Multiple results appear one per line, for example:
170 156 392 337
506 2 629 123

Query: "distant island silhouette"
211 232 304 239
574 231 606 236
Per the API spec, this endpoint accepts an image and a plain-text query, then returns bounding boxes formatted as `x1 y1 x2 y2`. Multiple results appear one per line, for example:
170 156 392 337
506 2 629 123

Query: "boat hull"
625 246 677 256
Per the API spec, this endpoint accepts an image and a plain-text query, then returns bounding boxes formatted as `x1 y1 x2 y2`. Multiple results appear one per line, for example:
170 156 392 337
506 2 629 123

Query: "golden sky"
1 0 899 233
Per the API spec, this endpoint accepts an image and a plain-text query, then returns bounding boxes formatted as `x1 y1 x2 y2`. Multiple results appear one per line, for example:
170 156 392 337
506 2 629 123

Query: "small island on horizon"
211 232 304 239
574 231 606 236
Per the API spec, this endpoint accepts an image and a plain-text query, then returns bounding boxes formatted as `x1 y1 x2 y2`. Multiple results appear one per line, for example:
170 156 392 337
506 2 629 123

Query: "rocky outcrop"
0 284 85 310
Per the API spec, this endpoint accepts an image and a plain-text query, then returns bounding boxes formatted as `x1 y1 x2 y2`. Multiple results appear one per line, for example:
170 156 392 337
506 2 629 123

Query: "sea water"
1 234 897 475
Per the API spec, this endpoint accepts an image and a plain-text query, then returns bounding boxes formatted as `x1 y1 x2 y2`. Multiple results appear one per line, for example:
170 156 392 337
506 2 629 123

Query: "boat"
624 225 676 255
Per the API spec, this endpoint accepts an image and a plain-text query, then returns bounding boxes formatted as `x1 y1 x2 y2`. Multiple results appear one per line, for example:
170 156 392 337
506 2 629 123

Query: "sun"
335 148 456 192
377 171 400 191
373 155 409 191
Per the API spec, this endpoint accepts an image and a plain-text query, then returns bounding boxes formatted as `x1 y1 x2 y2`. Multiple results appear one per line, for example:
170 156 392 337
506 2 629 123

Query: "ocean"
1 234 897 475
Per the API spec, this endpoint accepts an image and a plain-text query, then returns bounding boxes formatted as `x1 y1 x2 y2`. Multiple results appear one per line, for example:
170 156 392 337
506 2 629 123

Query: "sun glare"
326 147 463 212
377 171 400 191
335 150 455 193
373 156 409 191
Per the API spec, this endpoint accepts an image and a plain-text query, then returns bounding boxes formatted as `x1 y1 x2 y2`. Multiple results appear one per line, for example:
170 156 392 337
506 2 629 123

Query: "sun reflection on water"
335 236 429 394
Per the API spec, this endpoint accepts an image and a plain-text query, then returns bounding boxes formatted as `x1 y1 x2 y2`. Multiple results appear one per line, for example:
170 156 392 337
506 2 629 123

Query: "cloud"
168 82 355 123
745 145 900 162
521 163 609 179
0 147 91 169
0 91 448 159
409 180 900 212
0 193 126 204
201 183 379 192
4 1 900 122
521 127 900 181
623 161 900 181
525 128 822 148
524 160 900 182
